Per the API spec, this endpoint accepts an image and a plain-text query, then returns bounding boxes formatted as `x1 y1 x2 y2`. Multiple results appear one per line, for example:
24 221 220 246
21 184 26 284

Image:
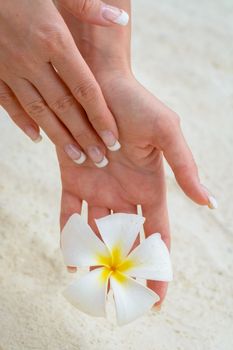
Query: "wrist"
77 33 132 80
58 2 132 77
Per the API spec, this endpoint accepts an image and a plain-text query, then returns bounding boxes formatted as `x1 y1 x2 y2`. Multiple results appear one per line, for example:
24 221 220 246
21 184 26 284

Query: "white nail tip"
33 135 42 143
95 157 109 168
113 10 129 26
208 195 218 209
74 152 86 165
107 140 121 152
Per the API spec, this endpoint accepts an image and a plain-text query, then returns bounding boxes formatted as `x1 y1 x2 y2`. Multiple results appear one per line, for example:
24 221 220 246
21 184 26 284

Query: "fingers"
142 197 171 308
51 37 121 153
30 63 109 167
88 206 110 238
7 77 87 165
0 80 41 142
155 113 217 208
60 190 83 273
58 0 129 26
88 206 110 277
60 191 83 230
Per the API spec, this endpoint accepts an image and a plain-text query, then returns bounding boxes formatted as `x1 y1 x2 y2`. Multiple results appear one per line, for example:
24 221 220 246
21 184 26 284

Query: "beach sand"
0 0 233 349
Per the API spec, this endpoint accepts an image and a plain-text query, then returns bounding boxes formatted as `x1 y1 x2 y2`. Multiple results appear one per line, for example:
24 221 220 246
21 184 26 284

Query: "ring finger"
6 77 87 165
29 64 109 168
0 79 41 142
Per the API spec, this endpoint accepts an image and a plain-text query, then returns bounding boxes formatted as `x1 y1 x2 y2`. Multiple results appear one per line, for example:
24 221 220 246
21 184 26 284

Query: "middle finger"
29 63 109 168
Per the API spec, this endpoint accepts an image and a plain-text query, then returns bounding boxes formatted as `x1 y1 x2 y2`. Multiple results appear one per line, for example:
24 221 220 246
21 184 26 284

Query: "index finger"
51 34 121 152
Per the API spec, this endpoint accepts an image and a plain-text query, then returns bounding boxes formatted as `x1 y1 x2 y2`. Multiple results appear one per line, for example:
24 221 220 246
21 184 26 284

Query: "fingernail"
102 5 129 26
100 130 121 151
67 266 77 273
87 146 109 168
64 144 86 165
25 126 42 143
33 135 42 143
95 156 109 168
153 304 162 312
208 195 218 209
201 185 218 209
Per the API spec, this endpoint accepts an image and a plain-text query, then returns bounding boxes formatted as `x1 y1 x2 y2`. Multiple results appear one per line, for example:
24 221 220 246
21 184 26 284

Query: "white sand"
0 0 233 349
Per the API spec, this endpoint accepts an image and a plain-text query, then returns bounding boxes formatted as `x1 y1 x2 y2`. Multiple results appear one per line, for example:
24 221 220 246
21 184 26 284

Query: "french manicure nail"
87 146 108 168
153 304 162 312
25 126 42 143
67 266 77 273
95 156 109 168
102 5 129 26
208 195 218 209
33 135 42 143
201 185 218 209
100 130 121 151
64 144 86 165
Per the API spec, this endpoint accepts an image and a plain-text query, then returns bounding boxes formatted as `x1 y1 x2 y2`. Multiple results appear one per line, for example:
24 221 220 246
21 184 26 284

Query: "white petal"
125 233 173 281
110 272 159 326
95 213 145 258
63 267 110 317
61 213 110 267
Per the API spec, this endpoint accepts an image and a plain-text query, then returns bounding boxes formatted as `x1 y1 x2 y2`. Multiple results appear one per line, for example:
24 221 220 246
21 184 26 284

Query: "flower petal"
95 213 145 258
124 233 173 281
61 213 110 267
63 267 111 317
110 272 159 326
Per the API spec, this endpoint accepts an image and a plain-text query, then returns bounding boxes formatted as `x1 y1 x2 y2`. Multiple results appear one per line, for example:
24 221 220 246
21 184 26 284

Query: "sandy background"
0 0 233 349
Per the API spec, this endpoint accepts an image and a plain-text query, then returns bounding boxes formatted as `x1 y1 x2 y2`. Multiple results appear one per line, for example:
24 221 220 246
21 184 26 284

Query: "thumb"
57 0 129 26
156 113 218 209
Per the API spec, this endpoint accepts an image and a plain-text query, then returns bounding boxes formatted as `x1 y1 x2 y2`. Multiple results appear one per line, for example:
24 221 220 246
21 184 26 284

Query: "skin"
0 0 212 306
57 72 211 304
0 0 127 165
57 2 211 305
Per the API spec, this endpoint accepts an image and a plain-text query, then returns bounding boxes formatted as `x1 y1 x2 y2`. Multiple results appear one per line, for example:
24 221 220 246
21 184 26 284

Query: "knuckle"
88 113 106 126
51 95 74 114
25 99 47 118
157 112 180 138
152 111 181 147
72 128 98 146
37 24 67 53
0 90 14 107
73 81 99 104
10 111 27 123
73 128 88 142
74 0 96 16
12 50 29 67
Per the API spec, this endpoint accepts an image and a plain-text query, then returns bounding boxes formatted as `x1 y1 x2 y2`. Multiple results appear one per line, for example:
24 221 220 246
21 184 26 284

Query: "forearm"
58 0 131 76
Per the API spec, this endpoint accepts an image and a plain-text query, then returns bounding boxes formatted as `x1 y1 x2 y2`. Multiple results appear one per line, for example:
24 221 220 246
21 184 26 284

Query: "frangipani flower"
61 213 172 326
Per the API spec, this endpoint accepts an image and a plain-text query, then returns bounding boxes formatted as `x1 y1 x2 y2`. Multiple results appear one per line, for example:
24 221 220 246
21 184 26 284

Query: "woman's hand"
56 2 216 305
57 74 171 304
56 73 216 305
0 0 128 167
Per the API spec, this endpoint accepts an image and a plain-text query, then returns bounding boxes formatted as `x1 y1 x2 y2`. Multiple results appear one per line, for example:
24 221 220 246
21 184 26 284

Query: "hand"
0 0 129 167
57 72 214 305
56 2 216 306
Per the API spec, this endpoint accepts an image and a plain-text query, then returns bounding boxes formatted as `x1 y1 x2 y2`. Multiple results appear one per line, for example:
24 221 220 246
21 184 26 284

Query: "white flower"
61 213 173 326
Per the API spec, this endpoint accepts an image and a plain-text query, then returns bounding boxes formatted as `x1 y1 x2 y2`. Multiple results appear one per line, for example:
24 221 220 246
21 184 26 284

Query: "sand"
0 0 233 349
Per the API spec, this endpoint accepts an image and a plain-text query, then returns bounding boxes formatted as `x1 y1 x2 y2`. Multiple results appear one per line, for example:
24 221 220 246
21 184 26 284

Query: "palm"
57 77 168 230
57 76 170 302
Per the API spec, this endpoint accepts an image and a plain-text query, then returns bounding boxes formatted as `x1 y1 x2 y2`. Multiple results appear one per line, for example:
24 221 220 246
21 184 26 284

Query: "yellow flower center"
97 245 135 284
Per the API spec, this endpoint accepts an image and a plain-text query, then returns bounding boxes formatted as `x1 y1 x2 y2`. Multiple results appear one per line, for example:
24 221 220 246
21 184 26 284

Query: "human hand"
56 2 216 306
0 0 129 167
57 72 216 305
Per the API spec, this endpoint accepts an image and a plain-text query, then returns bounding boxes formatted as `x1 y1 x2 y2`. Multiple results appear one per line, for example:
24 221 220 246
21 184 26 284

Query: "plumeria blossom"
61 213 172 326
